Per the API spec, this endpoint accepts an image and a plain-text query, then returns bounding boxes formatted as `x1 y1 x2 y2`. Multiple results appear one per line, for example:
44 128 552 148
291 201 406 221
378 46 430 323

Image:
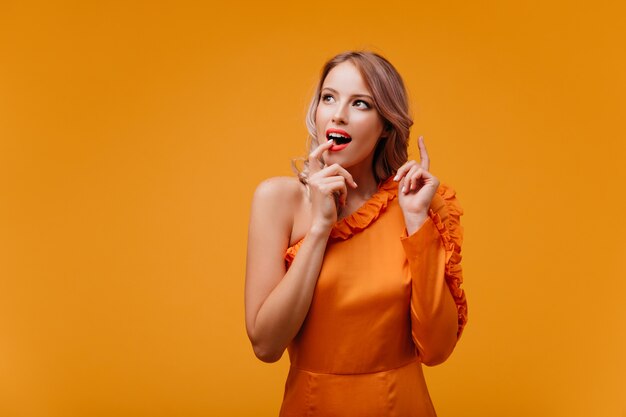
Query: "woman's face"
315 61 386 172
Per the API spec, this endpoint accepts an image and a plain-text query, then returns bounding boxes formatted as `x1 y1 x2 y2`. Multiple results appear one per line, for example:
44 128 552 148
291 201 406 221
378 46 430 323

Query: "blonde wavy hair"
293 51 414 185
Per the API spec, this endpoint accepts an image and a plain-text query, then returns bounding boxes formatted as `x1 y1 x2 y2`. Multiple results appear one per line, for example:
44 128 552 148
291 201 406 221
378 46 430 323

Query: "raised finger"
308 139 334 174
418 136 430 171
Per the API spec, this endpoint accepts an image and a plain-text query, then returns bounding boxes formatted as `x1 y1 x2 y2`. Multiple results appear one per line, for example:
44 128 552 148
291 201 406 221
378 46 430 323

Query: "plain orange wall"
1 1 625 416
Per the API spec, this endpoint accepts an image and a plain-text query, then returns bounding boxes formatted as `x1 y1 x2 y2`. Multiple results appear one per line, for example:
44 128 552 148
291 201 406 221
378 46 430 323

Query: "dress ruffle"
329 177 398 240
283 179 468 339
284 239 303 269
428 184 468 339
285 177 398 268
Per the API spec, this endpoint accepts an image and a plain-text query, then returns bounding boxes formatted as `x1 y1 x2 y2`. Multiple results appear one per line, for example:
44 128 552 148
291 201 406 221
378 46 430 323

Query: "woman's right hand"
307 139 358 232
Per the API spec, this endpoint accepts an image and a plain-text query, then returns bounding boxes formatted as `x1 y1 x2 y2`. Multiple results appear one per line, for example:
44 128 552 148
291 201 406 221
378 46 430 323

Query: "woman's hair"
294 51 414 184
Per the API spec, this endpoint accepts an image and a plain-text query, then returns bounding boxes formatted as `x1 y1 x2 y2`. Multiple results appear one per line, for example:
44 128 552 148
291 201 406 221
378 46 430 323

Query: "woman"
245 51 467 416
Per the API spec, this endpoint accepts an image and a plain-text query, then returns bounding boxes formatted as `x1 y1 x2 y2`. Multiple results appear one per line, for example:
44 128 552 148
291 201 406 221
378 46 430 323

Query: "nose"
332 101 349 124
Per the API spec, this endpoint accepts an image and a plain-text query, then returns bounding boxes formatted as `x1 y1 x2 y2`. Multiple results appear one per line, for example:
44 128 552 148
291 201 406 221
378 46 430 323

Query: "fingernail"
402 186 406 193
393 175 399 181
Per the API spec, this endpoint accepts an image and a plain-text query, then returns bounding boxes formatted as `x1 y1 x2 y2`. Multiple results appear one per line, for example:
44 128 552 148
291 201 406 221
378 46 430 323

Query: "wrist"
403 211 429 235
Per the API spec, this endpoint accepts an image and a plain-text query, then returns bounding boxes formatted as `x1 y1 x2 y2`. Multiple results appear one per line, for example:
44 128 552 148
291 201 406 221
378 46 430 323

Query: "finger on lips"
308 141 357 188
309 139 335 172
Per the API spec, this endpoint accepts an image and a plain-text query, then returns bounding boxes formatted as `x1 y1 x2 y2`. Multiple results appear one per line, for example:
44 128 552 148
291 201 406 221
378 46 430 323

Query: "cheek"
314 106 322 125
353 114 383 134
316 105 329 122
315 107 331 132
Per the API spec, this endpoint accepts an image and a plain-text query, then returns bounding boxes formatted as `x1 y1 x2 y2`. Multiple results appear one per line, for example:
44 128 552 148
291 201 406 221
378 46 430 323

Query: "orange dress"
280 178 467 417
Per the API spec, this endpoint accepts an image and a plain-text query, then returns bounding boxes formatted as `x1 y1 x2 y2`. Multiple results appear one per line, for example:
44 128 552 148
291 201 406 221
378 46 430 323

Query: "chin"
325 154 349 166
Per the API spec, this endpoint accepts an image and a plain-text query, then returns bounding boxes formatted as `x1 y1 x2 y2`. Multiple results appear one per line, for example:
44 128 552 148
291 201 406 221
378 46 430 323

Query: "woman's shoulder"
252 176 305 205
251 176 307 222
251 176 308 249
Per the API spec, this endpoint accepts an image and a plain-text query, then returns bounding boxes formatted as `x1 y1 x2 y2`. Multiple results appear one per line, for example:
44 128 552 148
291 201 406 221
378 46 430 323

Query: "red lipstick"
326 128 352 151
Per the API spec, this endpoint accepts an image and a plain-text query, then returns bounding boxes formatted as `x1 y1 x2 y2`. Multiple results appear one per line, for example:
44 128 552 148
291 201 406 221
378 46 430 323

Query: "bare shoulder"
253 176 304 203
249 176 307 253
251 176 306 225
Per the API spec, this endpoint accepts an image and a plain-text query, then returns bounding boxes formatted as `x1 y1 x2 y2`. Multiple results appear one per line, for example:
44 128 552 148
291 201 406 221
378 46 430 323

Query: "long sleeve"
400 183 468 364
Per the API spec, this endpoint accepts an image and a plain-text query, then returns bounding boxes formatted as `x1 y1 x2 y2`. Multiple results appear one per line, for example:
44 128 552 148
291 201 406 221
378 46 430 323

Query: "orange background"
1 1 625 416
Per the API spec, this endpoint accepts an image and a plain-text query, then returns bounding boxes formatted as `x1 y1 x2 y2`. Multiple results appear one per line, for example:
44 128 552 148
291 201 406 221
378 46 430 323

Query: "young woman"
245 51 468 416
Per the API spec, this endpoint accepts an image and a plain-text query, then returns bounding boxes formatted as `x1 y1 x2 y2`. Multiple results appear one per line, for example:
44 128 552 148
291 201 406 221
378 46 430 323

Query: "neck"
350 175 378 201
338 165 379 220
349 157 379 193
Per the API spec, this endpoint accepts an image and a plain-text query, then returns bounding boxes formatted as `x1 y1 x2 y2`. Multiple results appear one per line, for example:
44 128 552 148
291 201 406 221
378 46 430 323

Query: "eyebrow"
321 87 373 101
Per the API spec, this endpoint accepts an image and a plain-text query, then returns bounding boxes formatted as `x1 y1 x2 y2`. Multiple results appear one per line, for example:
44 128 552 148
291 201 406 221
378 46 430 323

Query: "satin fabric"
280 179 467 416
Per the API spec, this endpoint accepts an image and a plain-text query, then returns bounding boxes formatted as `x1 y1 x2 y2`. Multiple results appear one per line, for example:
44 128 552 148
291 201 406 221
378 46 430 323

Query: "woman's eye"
354 100 370 109
321 94 334 103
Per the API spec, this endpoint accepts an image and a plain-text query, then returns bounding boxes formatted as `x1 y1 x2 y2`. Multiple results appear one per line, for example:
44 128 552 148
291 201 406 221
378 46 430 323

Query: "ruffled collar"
329 176 398 240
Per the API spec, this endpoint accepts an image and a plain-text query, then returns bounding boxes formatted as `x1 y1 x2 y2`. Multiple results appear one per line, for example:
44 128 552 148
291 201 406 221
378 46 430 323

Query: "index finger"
418 136 430 170
308 139 334 174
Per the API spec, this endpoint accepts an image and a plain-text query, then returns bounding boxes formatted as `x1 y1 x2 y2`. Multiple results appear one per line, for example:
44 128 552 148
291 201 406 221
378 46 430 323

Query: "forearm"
403 217 459 366
251 227 330 362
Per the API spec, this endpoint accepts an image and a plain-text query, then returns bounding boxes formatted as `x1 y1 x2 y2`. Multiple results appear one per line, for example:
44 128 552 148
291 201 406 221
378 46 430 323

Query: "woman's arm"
244 177 330 363
394 137 467 366
245 139 358 363
401 190 464 366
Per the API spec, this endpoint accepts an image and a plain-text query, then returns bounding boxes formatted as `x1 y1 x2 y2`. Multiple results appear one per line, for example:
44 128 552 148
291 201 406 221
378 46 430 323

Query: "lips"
326 128 352 151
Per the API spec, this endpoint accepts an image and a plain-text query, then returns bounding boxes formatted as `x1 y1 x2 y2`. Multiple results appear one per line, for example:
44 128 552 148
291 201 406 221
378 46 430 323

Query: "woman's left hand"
394 136 440 232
